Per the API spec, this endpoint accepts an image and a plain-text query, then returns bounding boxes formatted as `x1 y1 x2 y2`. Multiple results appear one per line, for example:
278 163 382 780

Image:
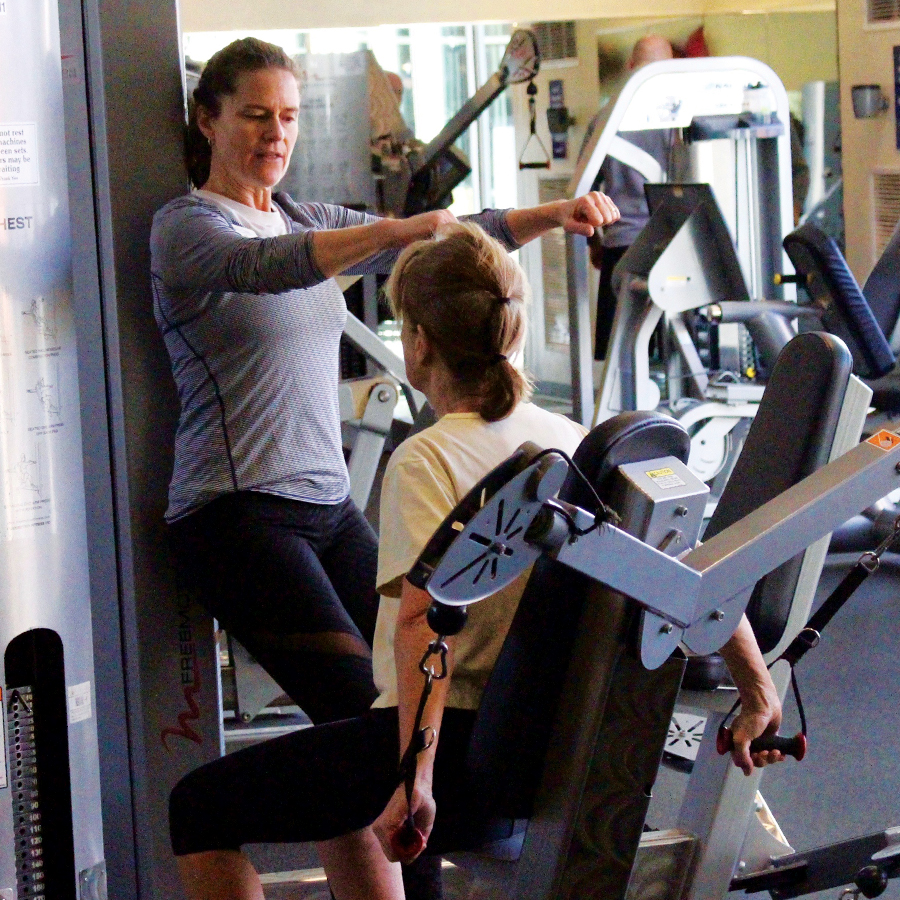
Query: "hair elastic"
492 353 508 364
498 296 512 304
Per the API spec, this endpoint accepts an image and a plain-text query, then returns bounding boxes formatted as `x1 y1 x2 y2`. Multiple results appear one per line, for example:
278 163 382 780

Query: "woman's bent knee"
170 769 239 856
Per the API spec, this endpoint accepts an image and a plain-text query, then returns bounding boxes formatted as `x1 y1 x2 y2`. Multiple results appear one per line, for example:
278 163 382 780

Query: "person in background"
582 35 676 360
151 35 619 900
385 71 405 105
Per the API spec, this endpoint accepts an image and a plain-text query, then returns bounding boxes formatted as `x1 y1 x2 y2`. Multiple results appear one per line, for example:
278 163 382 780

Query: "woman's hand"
386 210 457 247
372 781 437 864
728 680 784 775
505 192 620 245
556 191 621 236
718 615 787 775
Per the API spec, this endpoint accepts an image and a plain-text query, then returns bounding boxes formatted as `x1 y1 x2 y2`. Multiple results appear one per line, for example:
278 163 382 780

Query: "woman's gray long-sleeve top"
150 193 519 521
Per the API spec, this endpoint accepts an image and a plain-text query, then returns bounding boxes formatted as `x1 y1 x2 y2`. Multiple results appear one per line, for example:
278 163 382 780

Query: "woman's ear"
196 106 216 143
412 324 432 367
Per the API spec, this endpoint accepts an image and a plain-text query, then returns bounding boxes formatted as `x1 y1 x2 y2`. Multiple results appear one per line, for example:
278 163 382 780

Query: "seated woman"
170 223 785 900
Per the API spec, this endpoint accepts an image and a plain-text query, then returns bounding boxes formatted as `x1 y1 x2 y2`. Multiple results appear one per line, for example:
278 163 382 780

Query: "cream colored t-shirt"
373 403 588 710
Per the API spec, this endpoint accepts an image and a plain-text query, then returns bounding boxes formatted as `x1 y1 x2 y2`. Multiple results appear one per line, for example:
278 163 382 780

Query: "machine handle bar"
716 726 807 761
390 820 426 860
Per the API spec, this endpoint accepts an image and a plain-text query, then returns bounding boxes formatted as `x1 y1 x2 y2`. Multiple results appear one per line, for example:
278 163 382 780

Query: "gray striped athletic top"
150 193 518 522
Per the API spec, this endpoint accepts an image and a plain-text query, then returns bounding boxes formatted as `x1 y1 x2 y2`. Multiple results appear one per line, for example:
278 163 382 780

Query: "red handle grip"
716 725 807 761
390 819 426 860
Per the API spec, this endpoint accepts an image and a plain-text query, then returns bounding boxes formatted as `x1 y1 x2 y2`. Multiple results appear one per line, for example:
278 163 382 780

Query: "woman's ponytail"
386 222 533 422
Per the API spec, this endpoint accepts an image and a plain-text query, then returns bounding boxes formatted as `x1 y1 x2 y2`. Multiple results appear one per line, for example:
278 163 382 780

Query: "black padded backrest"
704 331 852 652
863 218 900 341
463 411 690 819
783 223 895 379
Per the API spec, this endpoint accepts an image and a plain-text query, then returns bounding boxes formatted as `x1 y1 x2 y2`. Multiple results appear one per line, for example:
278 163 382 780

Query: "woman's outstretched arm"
504 191 620 245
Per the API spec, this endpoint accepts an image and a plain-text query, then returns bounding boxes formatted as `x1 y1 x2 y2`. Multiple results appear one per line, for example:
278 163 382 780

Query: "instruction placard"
67 680 91 724
0 124 38 187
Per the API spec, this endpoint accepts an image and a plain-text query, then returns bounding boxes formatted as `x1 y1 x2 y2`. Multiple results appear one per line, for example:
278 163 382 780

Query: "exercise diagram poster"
0 0 84 543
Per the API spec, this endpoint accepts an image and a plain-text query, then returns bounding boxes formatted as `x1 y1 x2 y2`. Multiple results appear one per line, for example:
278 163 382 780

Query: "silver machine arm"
403 29 540 215
409 429 900 670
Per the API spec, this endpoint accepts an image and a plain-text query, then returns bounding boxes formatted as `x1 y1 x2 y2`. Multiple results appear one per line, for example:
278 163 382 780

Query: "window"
182 23 518 214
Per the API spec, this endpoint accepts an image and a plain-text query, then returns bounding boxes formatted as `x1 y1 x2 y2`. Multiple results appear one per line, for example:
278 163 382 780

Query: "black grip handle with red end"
390 818 426 860
716 725 807 761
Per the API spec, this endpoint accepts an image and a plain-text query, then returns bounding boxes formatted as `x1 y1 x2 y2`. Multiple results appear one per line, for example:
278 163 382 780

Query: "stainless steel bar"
555 523 700 627
683 432 900 616
566 232 595 427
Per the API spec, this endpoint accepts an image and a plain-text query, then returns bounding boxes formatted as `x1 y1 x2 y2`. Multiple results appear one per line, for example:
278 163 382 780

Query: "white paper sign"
0 123 38 186
67 680 92 724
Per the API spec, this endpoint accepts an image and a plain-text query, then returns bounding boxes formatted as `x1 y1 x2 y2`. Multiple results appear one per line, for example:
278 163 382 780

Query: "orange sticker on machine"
866 430 900 450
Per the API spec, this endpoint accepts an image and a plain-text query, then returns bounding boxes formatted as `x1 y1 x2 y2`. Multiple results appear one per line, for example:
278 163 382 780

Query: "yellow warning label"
866 430 900 451
646 467 687 490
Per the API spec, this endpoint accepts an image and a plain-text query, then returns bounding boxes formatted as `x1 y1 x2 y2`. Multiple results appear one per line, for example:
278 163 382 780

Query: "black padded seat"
864 373 900 414
862 219 900 341
703 331 852 654
446 411 690 848
859 222 900 411
783 224 895 380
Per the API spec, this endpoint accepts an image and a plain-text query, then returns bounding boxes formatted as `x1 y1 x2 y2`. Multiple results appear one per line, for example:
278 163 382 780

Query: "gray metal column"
77 0 222 896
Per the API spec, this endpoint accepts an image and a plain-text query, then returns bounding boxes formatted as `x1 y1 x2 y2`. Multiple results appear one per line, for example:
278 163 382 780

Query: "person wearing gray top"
582 36 676 361
155 37 619 900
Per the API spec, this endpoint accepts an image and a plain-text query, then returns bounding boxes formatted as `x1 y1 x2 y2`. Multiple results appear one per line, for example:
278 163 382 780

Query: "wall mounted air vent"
867 0 900 25
873 171 900 256
532 22 577 63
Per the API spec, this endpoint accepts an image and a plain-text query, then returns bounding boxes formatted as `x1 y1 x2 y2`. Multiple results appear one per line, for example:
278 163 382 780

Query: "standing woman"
151 36 620 729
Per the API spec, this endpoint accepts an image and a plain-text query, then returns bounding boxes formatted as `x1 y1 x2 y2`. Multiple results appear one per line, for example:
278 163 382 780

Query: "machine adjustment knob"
855 864 889 898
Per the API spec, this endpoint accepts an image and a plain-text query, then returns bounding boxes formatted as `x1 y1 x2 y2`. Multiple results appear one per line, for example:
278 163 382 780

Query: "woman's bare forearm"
719 615 780 712
310 210 456 279
505 193 620 245
395 580 455 786
504 202 569 245
310 219 401 279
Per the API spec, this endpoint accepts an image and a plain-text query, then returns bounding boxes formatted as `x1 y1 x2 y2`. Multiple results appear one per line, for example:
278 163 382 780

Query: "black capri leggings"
168 491 380 723
170 707 478 856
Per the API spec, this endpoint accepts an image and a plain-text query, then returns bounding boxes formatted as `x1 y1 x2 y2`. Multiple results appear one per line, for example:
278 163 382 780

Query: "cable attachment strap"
392 636 451 860
529 448 621 532
781 513 900 668
717 513 900 765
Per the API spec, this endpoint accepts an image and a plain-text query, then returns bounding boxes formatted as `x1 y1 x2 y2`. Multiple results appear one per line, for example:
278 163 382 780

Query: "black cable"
529 447 620 531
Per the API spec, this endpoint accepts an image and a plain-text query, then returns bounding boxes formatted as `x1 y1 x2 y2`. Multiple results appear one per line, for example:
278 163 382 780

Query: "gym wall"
836 0 900 281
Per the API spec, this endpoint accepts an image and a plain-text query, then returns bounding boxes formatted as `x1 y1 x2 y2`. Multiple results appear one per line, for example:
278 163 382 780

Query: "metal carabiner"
419 637 449 680
867 513 900 565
